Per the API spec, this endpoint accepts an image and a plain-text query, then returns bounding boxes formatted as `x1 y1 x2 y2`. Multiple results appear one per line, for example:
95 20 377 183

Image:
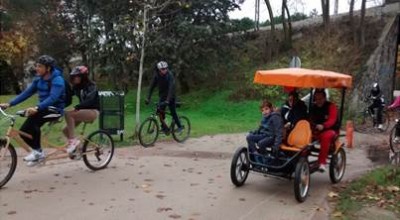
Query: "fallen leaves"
157 207 173 213
7 211 17 215
168 214 181 219
332 211 343 217
328 191 339 198
386 185 399 192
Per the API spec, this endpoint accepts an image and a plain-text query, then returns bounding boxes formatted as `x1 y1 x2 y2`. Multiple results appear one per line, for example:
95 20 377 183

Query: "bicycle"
353 98 389 133
388 107 400 162
138 102 191 147
0 107 115 188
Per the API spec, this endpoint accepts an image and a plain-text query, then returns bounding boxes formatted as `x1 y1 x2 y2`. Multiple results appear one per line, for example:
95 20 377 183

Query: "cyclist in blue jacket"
0 55 66 166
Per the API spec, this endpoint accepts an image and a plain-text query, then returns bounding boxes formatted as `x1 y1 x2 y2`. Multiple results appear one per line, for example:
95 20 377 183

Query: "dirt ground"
0 131 392 220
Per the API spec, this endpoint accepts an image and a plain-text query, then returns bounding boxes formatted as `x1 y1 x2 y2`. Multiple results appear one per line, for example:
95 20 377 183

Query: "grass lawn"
1 88 271 147
331 166 400 219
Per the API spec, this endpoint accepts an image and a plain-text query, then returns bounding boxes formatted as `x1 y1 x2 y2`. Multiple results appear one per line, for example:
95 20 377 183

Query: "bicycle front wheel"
0 142 17 188
138 118 159 147
82 130 114 171
389 124 400 154
172 116 191 143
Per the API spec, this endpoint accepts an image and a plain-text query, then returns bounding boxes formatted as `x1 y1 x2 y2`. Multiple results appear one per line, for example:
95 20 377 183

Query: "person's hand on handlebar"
315 124 324 131
25 106 38 116
0 103 10 110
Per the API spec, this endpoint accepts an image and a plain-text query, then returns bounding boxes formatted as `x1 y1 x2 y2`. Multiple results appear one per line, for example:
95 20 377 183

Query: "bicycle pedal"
68 151 82 160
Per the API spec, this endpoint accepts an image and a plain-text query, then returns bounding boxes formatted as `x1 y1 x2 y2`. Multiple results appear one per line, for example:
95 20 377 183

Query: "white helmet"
156 61 168 70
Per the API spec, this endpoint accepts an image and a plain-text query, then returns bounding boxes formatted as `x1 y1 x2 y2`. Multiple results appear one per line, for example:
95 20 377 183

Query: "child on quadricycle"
246 100 283 162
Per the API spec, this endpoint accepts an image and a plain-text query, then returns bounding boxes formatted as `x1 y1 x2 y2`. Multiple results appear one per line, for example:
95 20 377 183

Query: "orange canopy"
254 68 352 89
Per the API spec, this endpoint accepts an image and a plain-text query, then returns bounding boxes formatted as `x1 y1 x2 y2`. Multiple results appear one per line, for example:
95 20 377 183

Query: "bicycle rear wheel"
138 118 159 147
82 130 114 171
389 124 400 154
172 116 191 143
0 143 17 188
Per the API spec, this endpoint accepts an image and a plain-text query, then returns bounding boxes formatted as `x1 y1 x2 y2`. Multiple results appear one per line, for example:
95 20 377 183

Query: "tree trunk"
321 0 330 27
135 5 148 134
264 0 275 60
283 1 292 48
349 0 356 43
334 0 339 15
359 0 367 48
282 0 288 42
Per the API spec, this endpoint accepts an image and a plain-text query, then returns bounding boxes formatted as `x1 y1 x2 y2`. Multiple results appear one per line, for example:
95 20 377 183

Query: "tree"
281 0 292 49
334 0 339 15
309 8 318 18
264 0 276 61
349 0 356 43
321 0 330 27
359 0 366 47
231 17 255 32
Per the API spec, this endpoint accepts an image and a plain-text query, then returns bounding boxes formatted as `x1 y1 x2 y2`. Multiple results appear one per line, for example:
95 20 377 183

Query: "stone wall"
386 0 400 4
351 15 399 111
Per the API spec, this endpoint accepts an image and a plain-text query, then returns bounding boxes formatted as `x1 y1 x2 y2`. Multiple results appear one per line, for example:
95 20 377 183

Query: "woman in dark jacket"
63 66 99 154
281 91 308 130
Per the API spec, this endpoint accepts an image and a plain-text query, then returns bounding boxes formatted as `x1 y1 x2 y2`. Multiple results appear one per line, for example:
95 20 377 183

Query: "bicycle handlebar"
0 106 59 119
0 107 16 120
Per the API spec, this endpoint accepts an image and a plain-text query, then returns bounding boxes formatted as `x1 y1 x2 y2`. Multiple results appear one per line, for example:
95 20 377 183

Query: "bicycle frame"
152 104 175 129
0 108 92 162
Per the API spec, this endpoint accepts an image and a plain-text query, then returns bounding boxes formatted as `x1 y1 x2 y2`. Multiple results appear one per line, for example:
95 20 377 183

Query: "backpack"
63 80 73 107
47 77 73 107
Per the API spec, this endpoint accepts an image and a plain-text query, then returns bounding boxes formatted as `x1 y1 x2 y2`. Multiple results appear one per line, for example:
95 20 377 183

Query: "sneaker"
175 126 184 133
394 137 400 144
23 149 45 162
161 128 170 135
318 164 327 173
26 160 44 167
66 138 81 154
377 124 384 130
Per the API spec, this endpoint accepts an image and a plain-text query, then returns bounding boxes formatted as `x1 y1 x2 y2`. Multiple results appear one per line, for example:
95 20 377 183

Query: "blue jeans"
246 133 273 154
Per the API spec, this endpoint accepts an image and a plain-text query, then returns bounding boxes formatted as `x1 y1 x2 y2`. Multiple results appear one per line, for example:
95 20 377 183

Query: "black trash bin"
98 91 125 141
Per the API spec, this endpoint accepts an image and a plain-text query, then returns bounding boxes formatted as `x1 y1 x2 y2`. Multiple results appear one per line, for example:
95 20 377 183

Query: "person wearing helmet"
146 61 183 133
368 82 385 130
63 66 99 154
0 55 66 166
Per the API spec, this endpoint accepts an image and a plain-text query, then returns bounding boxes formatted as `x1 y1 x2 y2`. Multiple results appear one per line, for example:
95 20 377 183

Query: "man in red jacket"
310 89 339 172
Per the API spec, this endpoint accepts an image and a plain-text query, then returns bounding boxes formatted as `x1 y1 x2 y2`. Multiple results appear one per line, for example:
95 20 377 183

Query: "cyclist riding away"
368 82 385 130
145 61 183 133
63 66 99 154
0 55 66 166
309 89 340 172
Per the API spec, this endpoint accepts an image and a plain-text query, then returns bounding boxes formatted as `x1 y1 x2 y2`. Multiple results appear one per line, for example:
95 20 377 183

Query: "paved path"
0 132 384 220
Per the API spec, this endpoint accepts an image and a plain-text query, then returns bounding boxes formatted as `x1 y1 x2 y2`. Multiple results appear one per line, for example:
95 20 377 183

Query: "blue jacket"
257 112 283 150
9 67 65 114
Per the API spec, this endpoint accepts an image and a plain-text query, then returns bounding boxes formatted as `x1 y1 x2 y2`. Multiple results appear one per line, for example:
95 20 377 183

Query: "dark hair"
260 99 273 110
289 91 299 100
314 88 326 98
72 74 91 90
